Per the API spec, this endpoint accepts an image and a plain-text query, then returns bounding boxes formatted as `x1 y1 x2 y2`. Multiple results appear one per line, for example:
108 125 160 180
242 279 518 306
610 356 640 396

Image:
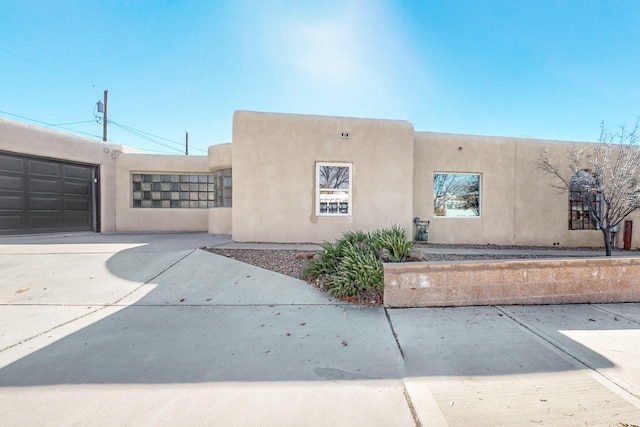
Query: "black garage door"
0 151 98 235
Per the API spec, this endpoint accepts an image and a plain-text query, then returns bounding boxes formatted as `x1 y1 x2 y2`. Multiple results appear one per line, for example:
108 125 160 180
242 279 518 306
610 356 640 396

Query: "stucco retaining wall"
384 257 640 307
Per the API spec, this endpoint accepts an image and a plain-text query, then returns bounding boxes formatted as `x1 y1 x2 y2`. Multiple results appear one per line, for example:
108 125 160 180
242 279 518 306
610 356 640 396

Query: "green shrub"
339 229 372 246
303 242 340 279
324 242 384 298
372 224 413 262
304 225 412 302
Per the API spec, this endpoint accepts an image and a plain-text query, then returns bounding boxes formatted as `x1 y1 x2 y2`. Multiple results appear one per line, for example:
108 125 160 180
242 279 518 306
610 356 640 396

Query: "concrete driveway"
1 233 639 426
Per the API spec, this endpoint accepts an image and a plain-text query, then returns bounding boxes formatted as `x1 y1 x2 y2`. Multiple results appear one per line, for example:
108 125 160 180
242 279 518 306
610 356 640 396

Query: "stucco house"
1 110 638 249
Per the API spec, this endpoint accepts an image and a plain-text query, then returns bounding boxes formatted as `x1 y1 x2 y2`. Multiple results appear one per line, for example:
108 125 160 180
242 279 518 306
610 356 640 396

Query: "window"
433 173 481 217
213 168 232 207
132 173 221 208
316 163 351 216
569 170 600 230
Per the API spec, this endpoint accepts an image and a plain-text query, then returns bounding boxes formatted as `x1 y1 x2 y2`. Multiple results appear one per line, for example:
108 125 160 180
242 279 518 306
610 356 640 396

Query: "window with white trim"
316 163 352 216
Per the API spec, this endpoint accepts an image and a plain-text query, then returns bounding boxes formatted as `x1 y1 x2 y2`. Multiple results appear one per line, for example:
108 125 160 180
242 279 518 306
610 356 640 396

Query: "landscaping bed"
205 244 606 281
204 244 611 305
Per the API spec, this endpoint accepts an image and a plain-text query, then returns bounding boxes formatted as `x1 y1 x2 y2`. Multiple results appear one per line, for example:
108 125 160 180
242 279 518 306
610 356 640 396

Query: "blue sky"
2 0 640 154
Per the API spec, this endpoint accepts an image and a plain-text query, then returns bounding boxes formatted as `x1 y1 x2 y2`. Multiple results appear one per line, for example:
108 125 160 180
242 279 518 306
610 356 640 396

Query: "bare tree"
538 119 640 255
320 166 349 189
433 173 456 211
434 174 480 215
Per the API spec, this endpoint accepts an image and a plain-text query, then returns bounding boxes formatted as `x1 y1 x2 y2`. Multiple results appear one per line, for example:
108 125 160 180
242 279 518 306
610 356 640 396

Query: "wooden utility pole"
185 131 189 155
102 90 108 142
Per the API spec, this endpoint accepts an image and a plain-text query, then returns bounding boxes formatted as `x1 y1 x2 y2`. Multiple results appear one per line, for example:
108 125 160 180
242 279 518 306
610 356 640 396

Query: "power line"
187 146 206 153
1 47 207 154
109 121 186 154
0 47 104 117
0 86 90 117
46 120 96 127
0 47 69 79
110 120 184 147
0 109 208 154
0 110 103 139
109 120 207 153
135 147 181 155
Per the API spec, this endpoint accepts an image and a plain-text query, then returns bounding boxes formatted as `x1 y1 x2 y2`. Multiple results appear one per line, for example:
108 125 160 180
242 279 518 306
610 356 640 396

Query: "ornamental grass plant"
303 225 412 302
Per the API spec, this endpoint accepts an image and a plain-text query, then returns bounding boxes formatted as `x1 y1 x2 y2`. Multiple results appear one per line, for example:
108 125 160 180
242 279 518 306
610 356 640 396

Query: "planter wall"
384 257 640 307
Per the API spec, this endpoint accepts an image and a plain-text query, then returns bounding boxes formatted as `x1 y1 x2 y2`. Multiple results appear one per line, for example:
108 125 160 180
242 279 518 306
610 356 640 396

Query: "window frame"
568 170 600 230
433 172 482 218
316 162 352 217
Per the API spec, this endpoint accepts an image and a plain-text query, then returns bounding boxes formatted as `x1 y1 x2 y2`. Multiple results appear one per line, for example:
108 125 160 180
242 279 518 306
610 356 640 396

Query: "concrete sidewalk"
1 232 639 426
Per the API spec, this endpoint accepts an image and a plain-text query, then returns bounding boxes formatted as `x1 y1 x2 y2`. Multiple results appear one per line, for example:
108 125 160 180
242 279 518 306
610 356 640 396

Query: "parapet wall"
384 257 640 307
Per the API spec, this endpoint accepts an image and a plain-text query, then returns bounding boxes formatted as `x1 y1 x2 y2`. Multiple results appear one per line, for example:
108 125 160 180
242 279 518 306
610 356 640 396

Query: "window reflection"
434 173 480 217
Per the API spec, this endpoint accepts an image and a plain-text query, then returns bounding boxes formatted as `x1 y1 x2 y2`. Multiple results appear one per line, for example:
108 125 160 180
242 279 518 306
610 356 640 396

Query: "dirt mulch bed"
205 245 608 281
204 248 310 280
203 245 613 306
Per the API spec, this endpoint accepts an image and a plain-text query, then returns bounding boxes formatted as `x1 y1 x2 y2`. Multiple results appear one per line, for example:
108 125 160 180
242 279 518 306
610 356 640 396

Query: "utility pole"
102 90 108 142
185 131 189 155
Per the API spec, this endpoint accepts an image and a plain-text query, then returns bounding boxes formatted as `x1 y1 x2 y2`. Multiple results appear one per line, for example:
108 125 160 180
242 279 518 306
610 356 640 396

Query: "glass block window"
213 168 232 207
132 173 216 208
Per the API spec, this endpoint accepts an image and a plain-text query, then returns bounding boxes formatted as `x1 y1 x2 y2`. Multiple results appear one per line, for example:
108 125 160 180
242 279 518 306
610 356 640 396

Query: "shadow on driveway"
2 234 639 388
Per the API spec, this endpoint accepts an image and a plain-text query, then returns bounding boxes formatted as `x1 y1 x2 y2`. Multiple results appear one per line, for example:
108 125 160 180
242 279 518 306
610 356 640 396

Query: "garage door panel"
0 195 24 210
0 175 24 191
64 198 90 211
0 155 24 173
0 151 97 235
63 214 92 228
28 196 60 211
28 214 62 229
28 159 59 176
64 181 90 196
0 216 23 231
63 164 92 180
29 178 60 193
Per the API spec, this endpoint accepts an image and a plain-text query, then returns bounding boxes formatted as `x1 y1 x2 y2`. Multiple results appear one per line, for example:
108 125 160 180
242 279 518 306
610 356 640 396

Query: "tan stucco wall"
206 143 233 234
412 132 640 248
114 153 210 232
514 138 617 247
4 113 640 248
208 207 232 234
0 118 227 235
232 111 415 243
0 118 121 232
414 132 520 245
208 143 232 171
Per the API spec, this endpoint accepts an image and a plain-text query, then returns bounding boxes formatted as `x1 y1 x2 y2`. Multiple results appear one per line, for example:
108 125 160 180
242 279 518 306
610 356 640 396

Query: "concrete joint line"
494 305 640 403
0 303 110 307
403 384 422 427
105 303 349 308
384 307 405 359
109 249 197 306
0 250 198 354
592 304 640 326
0 305 110 353
384 308 421 426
